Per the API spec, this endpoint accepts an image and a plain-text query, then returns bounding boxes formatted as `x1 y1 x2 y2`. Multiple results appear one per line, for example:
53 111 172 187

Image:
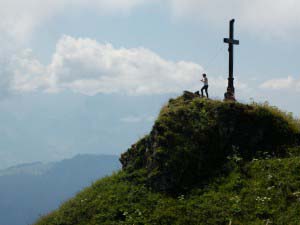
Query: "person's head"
202 73 207 78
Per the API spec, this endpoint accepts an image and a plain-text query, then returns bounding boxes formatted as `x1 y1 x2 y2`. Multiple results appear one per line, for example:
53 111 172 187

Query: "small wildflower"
256 196 271 203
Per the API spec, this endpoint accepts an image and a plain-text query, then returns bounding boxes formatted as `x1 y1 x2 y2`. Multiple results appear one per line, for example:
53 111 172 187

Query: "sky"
0 0 299 168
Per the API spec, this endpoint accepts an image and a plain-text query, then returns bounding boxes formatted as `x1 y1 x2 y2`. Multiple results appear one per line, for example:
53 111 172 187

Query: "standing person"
201 73 209 98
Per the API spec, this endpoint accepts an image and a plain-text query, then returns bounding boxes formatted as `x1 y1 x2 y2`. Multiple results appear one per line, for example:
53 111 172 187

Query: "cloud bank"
260 76 300 91
11 36 203 95
0 0 298 98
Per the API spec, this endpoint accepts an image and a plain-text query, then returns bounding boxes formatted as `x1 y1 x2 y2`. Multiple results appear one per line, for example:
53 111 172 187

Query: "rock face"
120 92 299 194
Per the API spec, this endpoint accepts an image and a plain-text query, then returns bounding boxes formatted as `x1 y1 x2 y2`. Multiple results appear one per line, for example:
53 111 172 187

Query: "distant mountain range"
0 162 54 177
0 93 169 170
0 154 120 225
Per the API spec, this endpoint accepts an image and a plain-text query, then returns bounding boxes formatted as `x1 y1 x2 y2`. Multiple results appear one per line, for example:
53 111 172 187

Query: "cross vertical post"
224 19 239 101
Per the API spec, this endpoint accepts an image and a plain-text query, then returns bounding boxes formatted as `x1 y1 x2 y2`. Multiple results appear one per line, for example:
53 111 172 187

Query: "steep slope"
121 92 299 194
34 93 300 225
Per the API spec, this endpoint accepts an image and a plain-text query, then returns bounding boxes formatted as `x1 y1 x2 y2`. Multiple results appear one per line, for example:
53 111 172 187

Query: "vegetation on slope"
121 92 299 194
35 92 300 225
35 152 300 225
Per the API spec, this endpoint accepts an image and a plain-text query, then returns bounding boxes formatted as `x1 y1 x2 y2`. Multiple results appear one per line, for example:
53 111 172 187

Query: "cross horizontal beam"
224 38 239 45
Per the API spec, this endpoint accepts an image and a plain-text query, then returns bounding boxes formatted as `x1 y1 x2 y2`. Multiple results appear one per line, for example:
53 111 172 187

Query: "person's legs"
201 86 205 97
205 86 209 98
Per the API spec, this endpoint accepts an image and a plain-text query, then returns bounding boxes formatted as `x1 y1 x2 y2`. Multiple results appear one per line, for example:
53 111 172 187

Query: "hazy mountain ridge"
0 154 120 225
0 93 169 170
0 162 54 177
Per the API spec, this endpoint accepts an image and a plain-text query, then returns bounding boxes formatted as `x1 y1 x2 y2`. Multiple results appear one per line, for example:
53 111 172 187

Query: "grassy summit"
121 92 299 194
35 92 300 225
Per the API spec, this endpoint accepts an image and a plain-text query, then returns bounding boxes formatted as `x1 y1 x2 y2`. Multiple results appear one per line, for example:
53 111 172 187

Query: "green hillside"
35 92 300 225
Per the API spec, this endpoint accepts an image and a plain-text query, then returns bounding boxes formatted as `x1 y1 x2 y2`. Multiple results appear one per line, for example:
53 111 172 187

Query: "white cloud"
260 76 300 91
9 36 253 97
11 35 204 95
166 0 300 37
11 49 52 92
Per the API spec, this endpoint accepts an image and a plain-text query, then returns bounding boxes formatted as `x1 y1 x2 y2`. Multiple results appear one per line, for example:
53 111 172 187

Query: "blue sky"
0 0 299 168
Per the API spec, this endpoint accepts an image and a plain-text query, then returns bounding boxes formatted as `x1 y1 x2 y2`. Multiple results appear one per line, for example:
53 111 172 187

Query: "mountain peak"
121 92 300 194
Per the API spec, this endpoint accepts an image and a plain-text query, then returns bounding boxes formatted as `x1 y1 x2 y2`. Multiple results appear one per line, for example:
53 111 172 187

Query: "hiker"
201 73 209 98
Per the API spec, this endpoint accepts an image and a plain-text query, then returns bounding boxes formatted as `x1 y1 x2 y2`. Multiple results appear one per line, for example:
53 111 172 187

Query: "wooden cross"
224 19 239 101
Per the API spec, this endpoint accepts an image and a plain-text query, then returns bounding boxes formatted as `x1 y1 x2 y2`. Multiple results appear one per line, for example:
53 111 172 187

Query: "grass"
35 154 300 225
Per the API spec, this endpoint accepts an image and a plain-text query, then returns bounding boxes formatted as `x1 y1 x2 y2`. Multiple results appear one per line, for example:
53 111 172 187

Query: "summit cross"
224 19 239 101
